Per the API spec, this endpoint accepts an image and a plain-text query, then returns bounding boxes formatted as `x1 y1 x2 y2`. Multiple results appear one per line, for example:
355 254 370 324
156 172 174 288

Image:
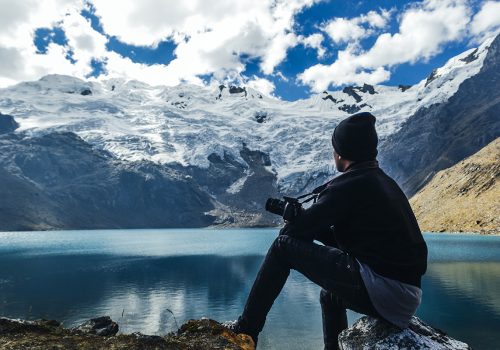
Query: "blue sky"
2 0 500 100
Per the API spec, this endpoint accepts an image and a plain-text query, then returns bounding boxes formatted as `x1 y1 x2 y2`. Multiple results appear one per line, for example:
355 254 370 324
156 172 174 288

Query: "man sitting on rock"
225 112 428 349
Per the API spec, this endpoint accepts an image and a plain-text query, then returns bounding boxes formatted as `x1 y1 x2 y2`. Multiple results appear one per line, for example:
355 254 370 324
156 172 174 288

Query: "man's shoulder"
330 166 385 185
327 167 403 197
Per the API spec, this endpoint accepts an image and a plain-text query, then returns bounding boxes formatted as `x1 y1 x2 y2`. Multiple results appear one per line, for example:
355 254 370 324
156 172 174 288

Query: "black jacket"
281 161 428 287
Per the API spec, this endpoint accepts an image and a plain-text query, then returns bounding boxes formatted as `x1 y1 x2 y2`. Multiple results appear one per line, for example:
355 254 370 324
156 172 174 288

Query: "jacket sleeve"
279 182 351 241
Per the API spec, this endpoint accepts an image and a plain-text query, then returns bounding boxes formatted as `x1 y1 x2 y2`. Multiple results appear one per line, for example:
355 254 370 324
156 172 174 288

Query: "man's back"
323 163 428 287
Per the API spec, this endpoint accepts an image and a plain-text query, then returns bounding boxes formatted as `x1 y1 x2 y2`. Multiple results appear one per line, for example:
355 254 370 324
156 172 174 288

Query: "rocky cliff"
0 132 217 231
379 34 500 196
0 129 279 230
410 137 499 234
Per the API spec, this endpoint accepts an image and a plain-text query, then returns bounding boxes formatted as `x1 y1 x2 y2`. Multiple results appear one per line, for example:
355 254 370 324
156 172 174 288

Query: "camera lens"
265 198 286 216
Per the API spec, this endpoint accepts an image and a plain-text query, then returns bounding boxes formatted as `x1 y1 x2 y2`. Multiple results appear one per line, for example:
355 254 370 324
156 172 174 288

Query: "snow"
0 38 492 192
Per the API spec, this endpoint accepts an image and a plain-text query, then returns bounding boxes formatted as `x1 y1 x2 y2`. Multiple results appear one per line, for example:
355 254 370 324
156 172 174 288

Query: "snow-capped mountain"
0 37 493 194
0 34 498 230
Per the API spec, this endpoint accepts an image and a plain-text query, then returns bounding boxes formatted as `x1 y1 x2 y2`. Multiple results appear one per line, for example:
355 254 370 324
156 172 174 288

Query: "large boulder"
338 316 471 350
72 316 118 336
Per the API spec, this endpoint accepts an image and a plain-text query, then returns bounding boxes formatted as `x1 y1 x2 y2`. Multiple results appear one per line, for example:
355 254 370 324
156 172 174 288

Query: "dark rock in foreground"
171 319 254 350
72 316 118 336
0 317 254 350
339 316 471 349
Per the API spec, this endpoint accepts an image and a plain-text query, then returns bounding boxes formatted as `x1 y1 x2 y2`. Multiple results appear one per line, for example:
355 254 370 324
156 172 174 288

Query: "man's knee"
270 235 291 254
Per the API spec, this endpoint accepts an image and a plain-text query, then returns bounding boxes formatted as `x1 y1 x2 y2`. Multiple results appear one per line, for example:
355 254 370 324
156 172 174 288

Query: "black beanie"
331 112 378 161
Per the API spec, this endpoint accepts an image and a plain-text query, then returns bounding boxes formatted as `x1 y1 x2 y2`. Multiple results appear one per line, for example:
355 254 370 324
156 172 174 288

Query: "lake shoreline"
1 226 499 236
0 316 255 350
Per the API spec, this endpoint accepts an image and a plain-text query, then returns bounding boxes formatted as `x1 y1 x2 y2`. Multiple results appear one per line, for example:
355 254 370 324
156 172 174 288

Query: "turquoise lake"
0 229 499 349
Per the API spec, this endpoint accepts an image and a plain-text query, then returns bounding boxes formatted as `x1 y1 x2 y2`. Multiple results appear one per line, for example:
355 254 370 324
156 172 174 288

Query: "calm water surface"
0 229 499 349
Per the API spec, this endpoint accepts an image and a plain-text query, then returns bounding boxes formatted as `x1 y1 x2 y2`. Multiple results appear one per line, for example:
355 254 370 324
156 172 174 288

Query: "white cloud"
0 47 24 79
59 8 108 76
0 0 320 88
300 0 472 91
104 51 205 86
470 1 500 42
246 76 276 96
300 33 326 58
91 0 319 79
274 71 289 82
0 0 497 96
0 0 85 84
323 9 391 44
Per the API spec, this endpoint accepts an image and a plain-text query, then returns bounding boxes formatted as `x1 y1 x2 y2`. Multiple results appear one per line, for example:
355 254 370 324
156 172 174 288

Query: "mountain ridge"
0 36 494 195
379 34 500 196
410 137 499 234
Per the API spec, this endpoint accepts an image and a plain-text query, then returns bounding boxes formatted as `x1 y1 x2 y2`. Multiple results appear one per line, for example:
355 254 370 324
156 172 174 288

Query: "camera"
265 196 303 221
265 184 326 221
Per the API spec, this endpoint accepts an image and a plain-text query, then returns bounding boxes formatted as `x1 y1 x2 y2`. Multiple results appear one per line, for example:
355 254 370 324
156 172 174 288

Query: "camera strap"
296 181 328 205
296 192 319 205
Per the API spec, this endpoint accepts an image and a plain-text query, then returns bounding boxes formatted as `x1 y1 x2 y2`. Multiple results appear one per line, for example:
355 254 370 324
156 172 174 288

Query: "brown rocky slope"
410 137 499 234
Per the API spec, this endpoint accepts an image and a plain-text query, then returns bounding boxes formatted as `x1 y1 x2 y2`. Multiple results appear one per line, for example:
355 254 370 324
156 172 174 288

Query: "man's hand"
279 222 291 236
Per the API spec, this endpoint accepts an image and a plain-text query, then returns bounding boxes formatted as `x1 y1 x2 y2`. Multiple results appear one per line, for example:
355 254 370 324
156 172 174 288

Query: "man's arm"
279 183 350 240
315 228 338 247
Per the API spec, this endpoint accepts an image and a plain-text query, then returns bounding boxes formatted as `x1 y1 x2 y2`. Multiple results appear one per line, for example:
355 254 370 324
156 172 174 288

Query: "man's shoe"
222 319 258 346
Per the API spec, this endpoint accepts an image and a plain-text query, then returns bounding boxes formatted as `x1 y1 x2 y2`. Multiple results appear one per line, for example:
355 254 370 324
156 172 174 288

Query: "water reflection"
0 253 326 349
428 262 500 314
0 254 258 330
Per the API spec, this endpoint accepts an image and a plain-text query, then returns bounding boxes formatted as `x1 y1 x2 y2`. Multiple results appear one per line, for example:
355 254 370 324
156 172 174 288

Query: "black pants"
238 235 380 350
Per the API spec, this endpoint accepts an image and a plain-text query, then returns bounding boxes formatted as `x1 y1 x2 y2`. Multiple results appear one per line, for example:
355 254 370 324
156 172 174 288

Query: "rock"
425 69 439 87
73 316 119 336
398 84 412 92
338 103 370 114
254 111 268 123
0 318 61 335
0 113 19 134
322 93 344 104
169 318 255 350
460 48 479 63
358 83 377 95
132 332 169 347
229 86 246 95
338 316 471 350
0 317 254 350
80 88 92 95
342 86 362 102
